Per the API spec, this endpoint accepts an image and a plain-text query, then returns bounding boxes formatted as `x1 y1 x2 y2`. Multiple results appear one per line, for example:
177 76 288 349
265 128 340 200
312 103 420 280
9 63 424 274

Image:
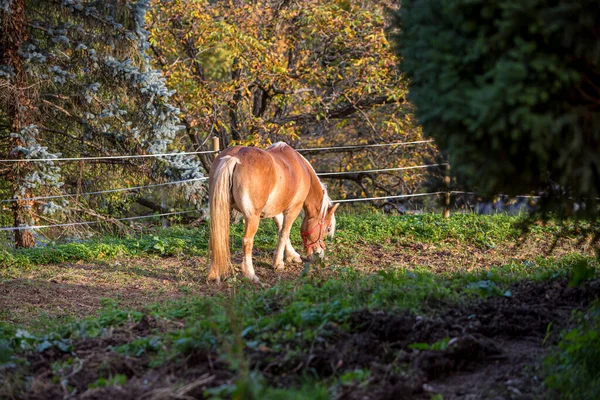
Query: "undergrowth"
0 212 580 269
545 304 600 400
0 212 598 398
1 254 597 398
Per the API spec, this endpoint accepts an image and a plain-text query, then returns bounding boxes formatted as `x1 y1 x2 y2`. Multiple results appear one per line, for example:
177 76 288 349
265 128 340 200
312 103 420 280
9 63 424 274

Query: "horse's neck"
288 146 324 218
302 166 324 218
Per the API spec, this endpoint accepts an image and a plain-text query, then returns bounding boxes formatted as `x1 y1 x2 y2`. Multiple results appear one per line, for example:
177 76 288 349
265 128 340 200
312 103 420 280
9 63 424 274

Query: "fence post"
160 188 167 229
212 136 220 154
442 163 451 218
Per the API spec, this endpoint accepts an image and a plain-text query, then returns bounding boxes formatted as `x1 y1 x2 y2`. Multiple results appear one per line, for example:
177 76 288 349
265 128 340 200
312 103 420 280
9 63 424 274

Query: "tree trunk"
1 0 36 248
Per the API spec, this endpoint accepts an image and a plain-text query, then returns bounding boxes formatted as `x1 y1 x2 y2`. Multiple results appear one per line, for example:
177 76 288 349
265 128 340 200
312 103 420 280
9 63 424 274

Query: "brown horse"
208 142 339 282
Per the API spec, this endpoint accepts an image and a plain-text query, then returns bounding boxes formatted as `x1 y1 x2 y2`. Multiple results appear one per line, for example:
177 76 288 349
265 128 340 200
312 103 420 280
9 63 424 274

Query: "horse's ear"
328 203 339 215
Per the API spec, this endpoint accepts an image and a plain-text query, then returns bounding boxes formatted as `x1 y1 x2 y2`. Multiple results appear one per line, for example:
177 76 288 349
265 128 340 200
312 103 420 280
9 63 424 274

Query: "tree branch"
269 95 404 125
136 197 169 213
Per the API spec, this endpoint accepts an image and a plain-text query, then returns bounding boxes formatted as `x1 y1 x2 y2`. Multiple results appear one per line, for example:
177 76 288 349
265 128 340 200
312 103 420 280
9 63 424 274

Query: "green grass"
1 252 596 397
1 252 593 364
545 304 600 400
0 212 575 269
0 212 597 398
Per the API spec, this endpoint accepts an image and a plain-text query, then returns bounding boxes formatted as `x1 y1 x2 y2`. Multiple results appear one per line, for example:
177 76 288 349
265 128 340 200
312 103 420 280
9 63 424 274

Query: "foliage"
393 0 600 211
0 298 141 365
88 374 128 389
408 337 449 351
148 0 433 199
205 372 329 400
545 305 600 400
0 0 204 242
1 251 592 396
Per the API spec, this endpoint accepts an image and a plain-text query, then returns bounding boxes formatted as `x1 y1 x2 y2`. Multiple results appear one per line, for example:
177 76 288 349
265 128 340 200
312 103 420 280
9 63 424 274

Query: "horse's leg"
241 214 260 282
273 208 302 270
273 214 302 264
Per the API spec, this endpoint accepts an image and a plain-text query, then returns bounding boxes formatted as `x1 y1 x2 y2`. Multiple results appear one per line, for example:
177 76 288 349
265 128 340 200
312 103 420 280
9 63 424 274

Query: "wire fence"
0 210 199 232
296 140 434 153
0 140 540 233
0 150 218 163
318 163 447 177
0 178 208 203
0 164 445 203
333 192 445 204
0 139 433 163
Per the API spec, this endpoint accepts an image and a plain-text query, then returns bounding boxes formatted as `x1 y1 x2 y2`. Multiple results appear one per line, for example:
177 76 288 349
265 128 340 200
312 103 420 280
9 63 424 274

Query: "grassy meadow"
0 212 598 399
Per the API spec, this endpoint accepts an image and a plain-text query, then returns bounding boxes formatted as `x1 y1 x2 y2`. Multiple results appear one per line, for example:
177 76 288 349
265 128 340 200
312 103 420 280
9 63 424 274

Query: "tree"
148 0 435 200
0 0 203 247
393 0 600 215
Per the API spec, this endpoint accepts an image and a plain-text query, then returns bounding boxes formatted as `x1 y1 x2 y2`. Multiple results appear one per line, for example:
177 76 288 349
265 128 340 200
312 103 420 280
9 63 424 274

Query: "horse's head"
301 203 339 260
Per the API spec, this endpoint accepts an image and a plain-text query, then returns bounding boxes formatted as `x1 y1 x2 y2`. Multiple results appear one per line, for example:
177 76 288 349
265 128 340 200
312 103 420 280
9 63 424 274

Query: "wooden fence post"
212 137 220 154
160 188 167 229
442 163 451 218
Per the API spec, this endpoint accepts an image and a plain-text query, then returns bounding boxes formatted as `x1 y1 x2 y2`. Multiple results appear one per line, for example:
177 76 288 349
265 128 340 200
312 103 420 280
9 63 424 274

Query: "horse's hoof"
274 262 285 271
245 274 260 283
207 271 221 283
287 255 302 264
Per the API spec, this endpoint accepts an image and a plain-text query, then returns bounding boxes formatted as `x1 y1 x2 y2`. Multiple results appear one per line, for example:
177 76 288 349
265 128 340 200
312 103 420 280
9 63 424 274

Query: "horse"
207 142 339 282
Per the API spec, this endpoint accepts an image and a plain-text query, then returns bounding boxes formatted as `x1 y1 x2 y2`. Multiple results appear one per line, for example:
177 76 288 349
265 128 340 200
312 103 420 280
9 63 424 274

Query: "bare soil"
6 278 598 399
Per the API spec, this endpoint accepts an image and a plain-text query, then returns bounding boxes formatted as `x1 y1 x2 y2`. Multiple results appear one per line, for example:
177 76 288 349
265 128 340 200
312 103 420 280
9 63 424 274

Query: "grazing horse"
208 142 339 282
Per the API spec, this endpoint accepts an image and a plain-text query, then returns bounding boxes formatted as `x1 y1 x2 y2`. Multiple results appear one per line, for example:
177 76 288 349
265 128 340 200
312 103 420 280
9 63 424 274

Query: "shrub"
393 0 600 208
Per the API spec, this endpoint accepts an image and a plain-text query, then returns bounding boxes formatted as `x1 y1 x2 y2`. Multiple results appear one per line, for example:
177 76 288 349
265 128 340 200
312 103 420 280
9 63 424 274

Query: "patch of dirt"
2 278 598 399
353 234 593 274
251 278 599 399
10 316 234 400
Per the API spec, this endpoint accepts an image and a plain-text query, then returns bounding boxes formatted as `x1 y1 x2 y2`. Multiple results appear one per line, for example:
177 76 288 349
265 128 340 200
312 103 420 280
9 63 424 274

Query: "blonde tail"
208 156 239 282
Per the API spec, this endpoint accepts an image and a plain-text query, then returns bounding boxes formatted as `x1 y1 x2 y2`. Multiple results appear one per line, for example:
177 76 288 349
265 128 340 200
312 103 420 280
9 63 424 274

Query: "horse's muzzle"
308 247 325 262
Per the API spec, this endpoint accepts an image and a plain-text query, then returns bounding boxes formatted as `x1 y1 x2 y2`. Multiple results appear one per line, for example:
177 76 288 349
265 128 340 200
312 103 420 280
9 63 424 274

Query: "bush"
393 0 600 206
545 305 600 399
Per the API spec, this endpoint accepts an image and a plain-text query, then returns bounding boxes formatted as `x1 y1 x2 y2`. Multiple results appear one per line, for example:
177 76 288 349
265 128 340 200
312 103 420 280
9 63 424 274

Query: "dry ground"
1 232 592 328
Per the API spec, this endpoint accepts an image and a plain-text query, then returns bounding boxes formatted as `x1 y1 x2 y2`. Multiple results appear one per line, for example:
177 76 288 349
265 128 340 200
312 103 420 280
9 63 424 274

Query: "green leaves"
568 259 596 288
465 280 512 298
408 337 450 351
88 374 128 389
394 0 600 212
545 305 600 399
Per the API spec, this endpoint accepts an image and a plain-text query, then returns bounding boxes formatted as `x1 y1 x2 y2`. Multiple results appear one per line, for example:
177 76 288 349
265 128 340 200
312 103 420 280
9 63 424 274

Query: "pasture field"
1 213 599 399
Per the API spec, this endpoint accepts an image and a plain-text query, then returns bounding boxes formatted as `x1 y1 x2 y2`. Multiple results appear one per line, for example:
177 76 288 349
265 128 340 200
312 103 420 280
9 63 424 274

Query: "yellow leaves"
146 0 420 163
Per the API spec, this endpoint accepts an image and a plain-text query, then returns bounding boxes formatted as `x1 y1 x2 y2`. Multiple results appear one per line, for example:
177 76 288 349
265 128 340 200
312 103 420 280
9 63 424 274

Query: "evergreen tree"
393 0 600 216
0 0 203 247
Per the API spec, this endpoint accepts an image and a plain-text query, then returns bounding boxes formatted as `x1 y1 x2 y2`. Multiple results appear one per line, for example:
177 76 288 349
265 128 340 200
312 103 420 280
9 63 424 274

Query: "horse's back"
210 144 311 218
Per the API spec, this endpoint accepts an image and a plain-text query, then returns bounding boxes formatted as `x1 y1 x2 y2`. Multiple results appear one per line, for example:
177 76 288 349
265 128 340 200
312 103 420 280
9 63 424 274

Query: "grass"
0 212 598 398
0 212 593 327
0 212 583 268
545 303 600 399
0 212 588 328
0 254 596 397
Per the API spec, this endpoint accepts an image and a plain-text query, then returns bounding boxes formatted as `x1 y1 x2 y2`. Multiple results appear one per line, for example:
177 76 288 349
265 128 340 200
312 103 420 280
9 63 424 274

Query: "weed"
88 374 128 389
545 305 600 399
408 337 450 351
